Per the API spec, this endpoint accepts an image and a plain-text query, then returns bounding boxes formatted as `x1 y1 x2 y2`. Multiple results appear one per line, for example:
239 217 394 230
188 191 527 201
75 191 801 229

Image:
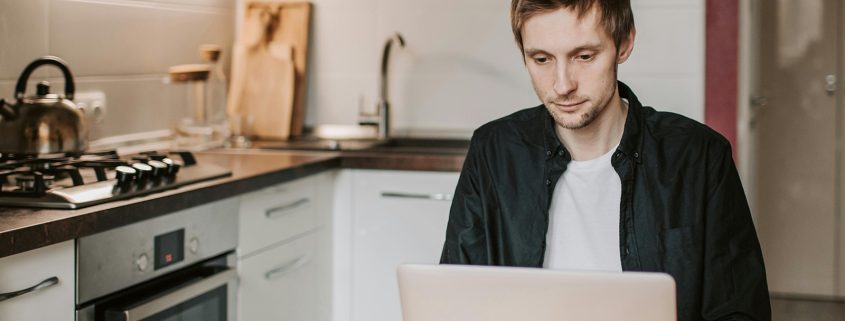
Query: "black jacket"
440 82 771 321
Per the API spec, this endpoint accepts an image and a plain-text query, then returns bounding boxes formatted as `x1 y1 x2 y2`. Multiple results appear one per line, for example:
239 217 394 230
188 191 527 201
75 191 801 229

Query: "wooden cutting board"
229 1 312 139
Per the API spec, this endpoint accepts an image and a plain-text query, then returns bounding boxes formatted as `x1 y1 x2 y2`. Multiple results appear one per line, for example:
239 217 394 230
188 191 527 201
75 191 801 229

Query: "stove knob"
131 163 153 182
188 237 199 254
161 158 181 176
147 160 167 178
115 165 137 186
148 154 167 161
136 253 149 272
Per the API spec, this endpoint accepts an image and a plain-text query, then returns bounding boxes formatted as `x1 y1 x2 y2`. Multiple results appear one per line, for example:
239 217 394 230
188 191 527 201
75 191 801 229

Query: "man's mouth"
551 101 586 110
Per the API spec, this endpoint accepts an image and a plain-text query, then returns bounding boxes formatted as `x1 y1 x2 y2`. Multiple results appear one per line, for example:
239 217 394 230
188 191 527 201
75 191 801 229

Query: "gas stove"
0 150 231 209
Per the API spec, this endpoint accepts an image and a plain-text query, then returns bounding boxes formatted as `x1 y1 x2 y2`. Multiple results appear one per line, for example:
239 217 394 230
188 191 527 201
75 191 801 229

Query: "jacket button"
558 150 564 156
633 152 639 159
546 150 552 156
545 179 551 185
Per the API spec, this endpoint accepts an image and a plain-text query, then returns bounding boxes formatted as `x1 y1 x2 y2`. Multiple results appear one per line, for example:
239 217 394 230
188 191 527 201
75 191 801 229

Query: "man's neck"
556 91 628 161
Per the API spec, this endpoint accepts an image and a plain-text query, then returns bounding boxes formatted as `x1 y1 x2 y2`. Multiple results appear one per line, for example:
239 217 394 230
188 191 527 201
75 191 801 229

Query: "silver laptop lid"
398 264 676 321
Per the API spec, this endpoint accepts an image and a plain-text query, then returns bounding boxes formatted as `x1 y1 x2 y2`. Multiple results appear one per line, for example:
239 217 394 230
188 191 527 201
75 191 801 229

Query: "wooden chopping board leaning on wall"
228 1 312 140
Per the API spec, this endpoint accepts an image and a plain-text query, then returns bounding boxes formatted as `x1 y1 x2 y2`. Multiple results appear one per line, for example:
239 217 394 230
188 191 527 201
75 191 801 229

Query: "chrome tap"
360 32 405 139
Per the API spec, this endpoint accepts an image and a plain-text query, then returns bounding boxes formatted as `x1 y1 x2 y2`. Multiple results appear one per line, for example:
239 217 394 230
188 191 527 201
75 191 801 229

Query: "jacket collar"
542 80 644 163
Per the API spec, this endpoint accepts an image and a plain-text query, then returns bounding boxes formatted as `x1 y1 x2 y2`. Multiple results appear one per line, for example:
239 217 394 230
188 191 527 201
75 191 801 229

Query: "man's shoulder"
471 105 546 143
640 106 732 153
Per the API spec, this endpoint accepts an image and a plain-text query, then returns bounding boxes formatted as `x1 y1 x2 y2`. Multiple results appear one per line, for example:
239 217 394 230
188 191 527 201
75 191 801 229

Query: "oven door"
78 254 238 321
105 268 236 321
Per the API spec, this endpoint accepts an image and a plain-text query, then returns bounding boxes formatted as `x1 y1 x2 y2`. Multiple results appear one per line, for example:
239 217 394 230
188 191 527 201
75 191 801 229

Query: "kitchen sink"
251 137 469 154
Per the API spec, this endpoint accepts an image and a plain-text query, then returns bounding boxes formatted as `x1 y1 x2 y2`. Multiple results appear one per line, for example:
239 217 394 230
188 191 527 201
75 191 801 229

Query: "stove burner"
14 173 55 191
0 149 230 209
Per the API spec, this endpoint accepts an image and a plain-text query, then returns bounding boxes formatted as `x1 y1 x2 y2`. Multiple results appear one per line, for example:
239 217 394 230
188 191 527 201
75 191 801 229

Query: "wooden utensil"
230 1 312 140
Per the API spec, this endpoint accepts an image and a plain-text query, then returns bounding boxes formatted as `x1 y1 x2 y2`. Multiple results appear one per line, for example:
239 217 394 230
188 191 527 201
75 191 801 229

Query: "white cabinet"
238 172 334 321
0 240 74 321
343 169 459 321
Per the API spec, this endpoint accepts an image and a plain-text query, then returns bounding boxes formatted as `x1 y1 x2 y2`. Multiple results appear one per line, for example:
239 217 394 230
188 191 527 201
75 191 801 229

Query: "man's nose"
553 62 576 96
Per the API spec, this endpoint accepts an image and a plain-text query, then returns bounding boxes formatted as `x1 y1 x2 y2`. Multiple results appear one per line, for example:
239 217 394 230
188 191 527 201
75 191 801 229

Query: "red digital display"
154 229 184 270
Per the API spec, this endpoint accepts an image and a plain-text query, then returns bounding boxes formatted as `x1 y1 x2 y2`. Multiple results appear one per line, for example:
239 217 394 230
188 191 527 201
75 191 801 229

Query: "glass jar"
169 64 213 149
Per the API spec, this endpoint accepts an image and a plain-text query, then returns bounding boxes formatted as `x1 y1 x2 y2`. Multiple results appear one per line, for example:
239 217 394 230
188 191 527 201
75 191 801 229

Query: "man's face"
522 7 632 129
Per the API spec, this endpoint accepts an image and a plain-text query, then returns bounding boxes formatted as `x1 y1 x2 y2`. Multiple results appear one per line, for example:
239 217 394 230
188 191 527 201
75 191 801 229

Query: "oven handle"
0 276 59 302
109 269 236 321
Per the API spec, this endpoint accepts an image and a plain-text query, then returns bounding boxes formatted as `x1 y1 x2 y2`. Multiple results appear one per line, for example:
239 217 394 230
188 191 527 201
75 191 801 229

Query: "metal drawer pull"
265 198 311 219
265 255 311 280
381 192 453 201
0 276 59 303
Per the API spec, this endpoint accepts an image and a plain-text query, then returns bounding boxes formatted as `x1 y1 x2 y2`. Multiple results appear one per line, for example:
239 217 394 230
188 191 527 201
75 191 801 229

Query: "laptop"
397 264 676 321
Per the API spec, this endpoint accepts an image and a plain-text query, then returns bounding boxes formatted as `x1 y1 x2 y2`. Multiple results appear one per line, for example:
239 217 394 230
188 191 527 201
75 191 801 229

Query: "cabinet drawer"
0 241 74 321
239 176 320 256
239 232 320 321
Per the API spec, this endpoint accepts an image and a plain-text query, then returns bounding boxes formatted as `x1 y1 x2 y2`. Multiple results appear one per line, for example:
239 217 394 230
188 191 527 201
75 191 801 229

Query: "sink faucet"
360 32 405 139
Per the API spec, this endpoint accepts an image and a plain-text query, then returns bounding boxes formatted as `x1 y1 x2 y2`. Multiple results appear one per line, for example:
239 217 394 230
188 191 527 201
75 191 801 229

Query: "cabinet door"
350 170 459 321
239 230 330 321
239 175 320 257
0 240 74 321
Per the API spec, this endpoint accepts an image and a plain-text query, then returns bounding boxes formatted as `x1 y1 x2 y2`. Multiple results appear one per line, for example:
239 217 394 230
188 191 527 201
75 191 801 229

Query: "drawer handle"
265 255 311 280
265 198 311 219
381 192 453 201
0 276 59 303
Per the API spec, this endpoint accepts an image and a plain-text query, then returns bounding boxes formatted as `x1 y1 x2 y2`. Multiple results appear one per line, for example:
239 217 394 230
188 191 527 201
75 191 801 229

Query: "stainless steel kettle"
0 56 88 154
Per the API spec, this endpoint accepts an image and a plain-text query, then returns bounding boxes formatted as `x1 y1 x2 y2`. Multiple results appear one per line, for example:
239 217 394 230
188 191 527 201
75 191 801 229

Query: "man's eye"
534 57 549 64
576 54 594 61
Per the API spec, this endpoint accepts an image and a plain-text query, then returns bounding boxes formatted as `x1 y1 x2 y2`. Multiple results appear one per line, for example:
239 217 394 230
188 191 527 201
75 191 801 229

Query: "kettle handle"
14 56 75 101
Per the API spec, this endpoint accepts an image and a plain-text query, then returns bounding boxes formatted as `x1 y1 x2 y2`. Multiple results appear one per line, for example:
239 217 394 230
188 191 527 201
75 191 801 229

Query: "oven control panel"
76 197 238 304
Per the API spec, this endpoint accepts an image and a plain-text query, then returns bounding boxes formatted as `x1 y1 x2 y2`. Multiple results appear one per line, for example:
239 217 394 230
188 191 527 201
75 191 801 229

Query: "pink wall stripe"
705 0 739 159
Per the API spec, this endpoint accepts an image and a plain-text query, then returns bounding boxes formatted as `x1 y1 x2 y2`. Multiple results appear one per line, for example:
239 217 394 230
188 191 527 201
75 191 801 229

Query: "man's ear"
616 27 636 64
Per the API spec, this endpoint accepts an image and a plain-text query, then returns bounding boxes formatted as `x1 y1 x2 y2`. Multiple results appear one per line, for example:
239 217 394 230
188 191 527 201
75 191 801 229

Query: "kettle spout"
0 99 16 120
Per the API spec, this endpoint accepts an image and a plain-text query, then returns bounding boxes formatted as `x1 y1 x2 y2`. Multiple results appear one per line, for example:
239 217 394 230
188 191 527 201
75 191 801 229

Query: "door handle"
0 276 59 302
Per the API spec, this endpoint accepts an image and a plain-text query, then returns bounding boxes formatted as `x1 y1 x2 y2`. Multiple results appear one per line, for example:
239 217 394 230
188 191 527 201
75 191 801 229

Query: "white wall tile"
621 75 704 122
300 0 706 135
0 0 50 81
306 73 378 126
73 76 189 138
389 71 538 131
0 75 188 139
309 9 378 76
49 0 233 77
623 5 705 75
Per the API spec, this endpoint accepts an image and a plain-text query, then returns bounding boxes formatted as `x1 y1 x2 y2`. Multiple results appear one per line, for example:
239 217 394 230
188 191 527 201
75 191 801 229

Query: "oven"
76 197 239 321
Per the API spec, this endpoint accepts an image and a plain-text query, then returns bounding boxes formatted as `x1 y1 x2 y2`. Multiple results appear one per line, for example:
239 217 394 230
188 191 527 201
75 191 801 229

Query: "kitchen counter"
0 146 467 258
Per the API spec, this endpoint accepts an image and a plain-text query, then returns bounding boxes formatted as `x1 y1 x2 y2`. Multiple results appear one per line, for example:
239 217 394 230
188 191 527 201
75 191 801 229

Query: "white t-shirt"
543 145 622 272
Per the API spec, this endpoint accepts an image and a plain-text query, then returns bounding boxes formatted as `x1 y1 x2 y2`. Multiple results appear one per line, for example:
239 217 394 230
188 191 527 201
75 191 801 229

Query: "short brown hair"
510 0 634 53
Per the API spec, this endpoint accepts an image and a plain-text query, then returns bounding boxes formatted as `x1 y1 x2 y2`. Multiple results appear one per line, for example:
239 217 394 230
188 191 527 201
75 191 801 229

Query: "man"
440 1 771 321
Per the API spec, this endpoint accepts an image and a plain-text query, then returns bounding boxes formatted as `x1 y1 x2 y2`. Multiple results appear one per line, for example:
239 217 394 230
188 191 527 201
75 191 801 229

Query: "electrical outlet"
74 91 107 124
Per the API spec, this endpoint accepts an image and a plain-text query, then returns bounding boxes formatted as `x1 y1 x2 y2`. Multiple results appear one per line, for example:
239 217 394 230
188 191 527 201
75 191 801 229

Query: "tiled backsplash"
0 0 702 140
0 0 234 139
299 0 705 136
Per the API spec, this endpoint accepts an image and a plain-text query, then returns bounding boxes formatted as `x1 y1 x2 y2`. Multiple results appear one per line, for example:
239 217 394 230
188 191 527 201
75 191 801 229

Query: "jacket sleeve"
440 133 488 265
701 144 771 321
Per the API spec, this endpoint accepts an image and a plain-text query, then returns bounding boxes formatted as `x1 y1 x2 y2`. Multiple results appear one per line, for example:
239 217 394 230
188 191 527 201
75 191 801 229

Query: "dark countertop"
0 147 467 258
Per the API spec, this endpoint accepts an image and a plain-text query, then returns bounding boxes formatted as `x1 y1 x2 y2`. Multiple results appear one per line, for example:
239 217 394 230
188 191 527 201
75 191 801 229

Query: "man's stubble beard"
546 99 603 130
543 69 618 130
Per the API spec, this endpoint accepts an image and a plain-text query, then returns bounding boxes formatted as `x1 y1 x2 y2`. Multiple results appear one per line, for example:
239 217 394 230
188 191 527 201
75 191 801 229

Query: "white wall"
0 0 703 140
302 0 705 137
0 0 234 139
